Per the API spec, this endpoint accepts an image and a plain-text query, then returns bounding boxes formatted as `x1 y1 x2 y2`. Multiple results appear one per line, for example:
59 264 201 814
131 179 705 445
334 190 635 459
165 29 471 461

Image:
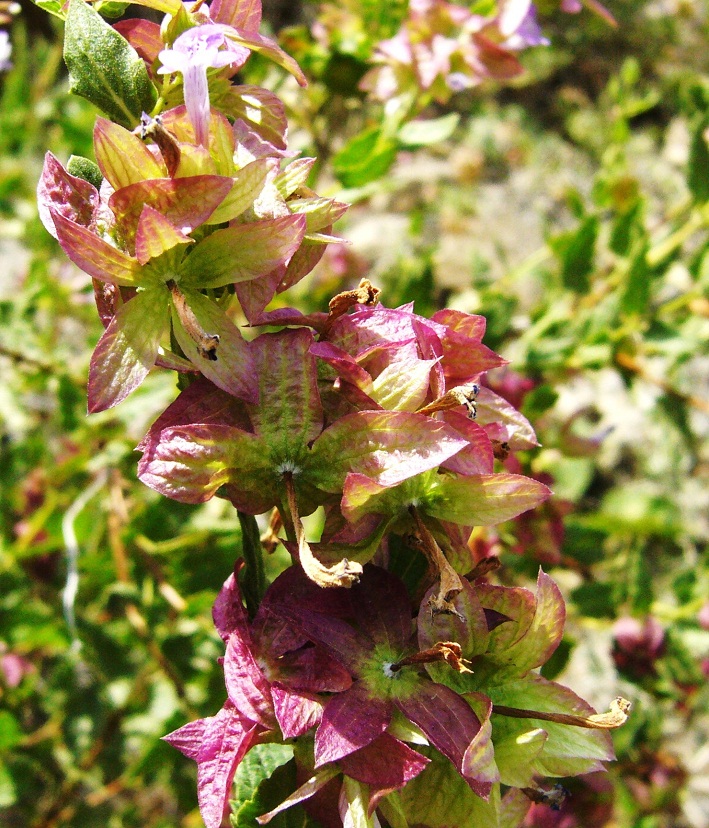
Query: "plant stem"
237 510 267 619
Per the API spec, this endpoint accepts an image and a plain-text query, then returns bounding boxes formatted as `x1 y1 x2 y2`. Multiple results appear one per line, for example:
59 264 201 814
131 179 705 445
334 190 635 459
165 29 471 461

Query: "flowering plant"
34 1 630 826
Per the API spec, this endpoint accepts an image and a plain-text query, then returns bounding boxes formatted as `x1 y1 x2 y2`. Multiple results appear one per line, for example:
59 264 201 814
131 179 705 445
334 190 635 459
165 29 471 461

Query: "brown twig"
615 351 709 415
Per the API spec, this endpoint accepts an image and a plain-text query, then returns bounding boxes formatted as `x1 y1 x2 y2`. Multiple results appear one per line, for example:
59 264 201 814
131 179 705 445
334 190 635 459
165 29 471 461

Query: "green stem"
237 511 267 619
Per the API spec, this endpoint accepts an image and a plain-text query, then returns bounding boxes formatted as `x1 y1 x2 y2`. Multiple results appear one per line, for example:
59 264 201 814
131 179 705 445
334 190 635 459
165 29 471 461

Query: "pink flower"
158 24 250 146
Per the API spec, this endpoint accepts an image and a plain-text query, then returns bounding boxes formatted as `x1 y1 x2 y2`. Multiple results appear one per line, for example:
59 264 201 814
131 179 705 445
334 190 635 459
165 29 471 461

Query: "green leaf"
620 244 651 315
313 412 468 493
29 0 66 19
627 544 654 615
550 215 598 293
88 286 169 412
398 113 461 147
609 200 644 256
688 117 709 203
94 0 130 18
179 215 306 289
232 744 294 817
64 0 157 128
0 762 17 808
66 155 104 190
425 474 551 527
397 749 501 828
332 126 398 188
232 754 323 828
0 712 22 752
492 726 547 787
570 582 615 619
489 676 614 776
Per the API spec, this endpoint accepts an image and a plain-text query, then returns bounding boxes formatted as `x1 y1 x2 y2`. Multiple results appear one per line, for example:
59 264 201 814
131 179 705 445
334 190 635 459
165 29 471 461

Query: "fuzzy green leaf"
64 0 157 128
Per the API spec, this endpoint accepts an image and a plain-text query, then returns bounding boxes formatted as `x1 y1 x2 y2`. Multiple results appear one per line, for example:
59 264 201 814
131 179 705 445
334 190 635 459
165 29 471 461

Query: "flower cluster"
37 1 628 826
361 0 548 106
165 563 624 828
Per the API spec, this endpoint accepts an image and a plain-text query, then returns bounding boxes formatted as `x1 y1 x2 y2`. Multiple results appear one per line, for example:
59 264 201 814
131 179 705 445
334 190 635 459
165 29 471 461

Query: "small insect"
450 383 479 420
522 784 569 811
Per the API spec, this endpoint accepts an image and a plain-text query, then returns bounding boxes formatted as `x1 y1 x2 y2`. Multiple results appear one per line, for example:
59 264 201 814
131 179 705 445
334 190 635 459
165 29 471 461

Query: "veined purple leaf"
248 329 324 446
224 633 276 727
224 85 287 150
425 473 552 526
93 279 120 328
326 305 420 358
109 175 233 240
112 19 163 71
396 683 487 795
312 412 469 492
276 645 353 694
197 704 261 828
163 718 207 761
370 358 438 412
439 412 495 476
178 214 306 288
475 386 539 450
170 289 257 402
137 377 251 453
212 0 262 30
339 733 429 795
88 287 168 412
432 309 487 341
350 565 413 650
135 205 192 265
272 602 372 678
213 564 250 638
93 117 164 189
234 265 284 324
310 341 374 394
38 152 98 239
418 577 489 660
315 683 391 767
249 306 328 331
205 158 272 224
225 29 307 86
440 336 507 384
271 683 323 739
137 422 263 504
52 211 141 286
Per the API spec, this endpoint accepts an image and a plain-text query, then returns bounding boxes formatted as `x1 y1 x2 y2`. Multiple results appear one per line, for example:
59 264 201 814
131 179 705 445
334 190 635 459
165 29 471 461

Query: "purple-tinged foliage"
39 1 630 825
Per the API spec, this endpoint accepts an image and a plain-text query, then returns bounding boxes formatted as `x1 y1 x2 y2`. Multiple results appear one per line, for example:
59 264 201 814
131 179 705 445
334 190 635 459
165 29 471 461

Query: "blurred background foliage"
1 1 708 827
